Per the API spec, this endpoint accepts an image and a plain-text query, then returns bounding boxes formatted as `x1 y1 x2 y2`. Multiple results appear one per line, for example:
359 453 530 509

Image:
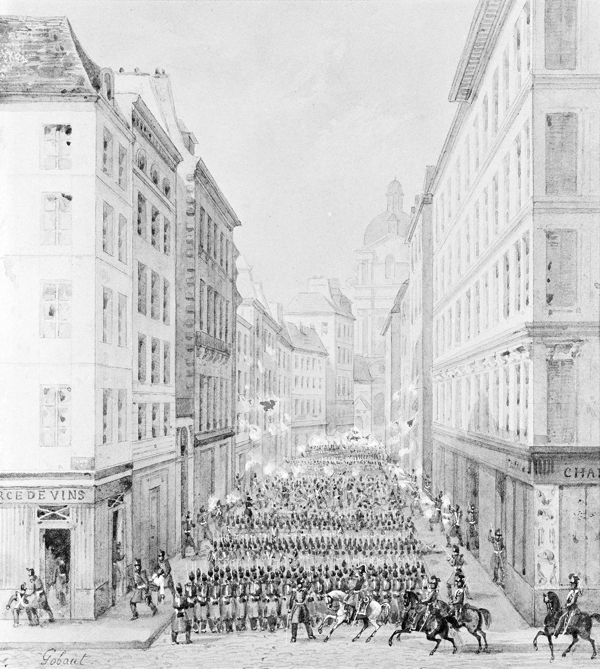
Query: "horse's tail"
591 613 600 625
480 608 492 629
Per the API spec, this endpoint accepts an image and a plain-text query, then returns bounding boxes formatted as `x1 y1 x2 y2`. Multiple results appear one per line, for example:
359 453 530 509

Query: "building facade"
349 181 411 440
382 282 408 456
235 313 254 478
286 323 328 452
353 356 373 435
0 17 137 619
286 278 355 436
114 74 182 579
236 258 285 471
427 0 600 623
271 304 294 464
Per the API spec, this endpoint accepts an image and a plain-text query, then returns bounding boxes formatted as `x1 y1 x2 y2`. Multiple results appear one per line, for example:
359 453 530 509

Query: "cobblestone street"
0 626 594 669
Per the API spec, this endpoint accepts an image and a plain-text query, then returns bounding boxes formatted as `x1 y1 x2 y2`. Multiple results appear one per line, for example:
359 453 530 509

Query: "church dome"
363 179 409 246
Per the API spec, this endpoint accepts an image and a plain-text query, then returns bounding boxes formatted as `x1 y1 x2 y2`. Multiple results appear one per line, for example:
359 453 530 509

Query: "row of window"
294 398 323 418
336 346 351 365
294 355 323 372
102 288 128 346
137 402 172 441
434 360 531 444
137 263 171 324
434 4 531 236
137 335 171 385
137 192 172 255
102 201 129 263
336 376 352 399
433 355 576 446
434 232 531 357
294 375 323 390
198 207 232 276
102 128 128 190
198 375 231 433
102 388 128 444
337 322 353 340
434 118 531 293
135 149 172 199
277 347 291 370
198 280 231 344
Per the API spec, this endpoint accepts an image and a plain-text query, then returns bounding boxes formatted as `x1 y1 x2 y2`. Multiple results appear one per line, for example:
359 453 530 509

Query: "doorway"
111 508 125 605
148 487 160 572
41 528 71 619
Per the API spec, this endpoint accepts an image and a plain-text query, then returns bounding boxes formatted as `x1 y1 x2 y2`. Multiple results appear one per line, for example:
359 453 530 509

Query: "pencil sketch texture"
0 1 599 666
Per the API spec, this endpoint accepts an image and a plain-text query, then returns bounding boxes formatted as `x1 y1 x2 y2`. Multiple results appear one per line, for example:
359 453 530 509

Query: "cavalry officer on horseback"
451 573 467 625
417 575 440 631
446 545 465 598
488 528 506 588
554 573 582 637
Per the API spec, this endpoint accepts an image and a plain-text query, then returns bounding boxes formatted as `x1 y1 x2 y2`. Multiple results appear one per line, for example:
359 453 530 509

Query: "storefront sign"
0 487 94 503
563 466 600 480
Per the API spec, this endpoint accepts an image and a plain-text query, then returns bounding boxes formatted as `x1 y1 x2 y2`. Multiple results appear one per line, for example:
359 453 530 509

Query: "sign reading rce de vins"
0 487 94 503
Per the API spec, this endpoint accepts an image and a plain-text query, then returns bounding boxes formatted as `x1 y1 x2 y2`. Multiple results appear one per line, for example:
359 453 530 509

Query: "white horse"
318 590 389 643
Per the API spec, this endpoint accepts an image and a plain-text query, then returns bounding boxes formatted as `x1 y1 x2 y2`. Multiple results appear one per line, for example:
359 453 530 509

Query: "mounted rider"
554 573 582 637
451 573 467 624
416 575 440 631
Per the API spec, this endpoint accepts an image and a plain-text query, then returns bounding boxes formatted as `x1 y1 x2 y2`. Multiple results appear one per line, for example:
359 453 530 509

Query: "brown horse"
534 590 600 660
455 603 492 653
533 591 562 661
388 591 459 656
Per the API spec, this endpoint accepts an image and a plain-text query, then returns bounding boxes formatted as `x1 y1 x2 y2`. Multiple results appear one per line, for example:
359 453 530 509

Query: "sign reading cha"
563 466 600 480
0 487 94 503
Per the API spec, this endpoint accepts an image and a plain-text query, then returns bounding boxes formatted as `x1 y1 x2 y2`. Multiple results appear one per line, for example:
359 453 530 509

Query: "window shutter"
546 229 577 307
545 0 577 70
545 112 578 195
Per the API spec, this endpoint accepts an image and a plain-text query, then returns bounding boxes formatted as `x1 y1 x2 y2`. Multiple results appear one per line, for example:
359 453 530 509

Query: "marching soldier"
220 570 235 633
208 572 222 633
446 545 465 598
171 583 192 645
554 573 582 637
185 572 199 633
130 559 157 620
289 579 315 642
196 571 210 633
488 528 506 587
26 568 54 624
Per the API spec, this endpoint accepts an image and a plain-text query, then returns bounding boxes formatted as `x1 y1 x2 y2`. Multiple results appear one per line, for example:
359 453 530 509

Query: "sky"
5 0 477 306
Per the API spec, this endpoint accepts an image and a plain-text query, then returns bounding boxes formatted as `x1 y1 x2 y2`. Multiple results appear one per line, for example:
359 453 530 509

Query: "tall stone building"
349 181 410 439
0 17 184 619
114 72 182 579
286 278 355 436
423 0 600 623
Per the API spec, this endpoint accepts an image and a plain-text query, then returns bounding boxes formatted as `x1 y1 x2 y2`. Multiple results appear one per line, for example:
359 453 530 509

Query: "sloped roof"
285 322 327 355
354 355 373 383
0 16 101 98
286 291 339 316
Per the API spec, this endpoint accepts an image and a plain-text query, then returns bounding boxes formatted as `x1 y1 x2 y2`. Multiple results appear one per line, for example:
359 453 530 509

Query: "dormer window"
150 164 159 186
137 149 147 172
103 72 113 101
162 179 171 199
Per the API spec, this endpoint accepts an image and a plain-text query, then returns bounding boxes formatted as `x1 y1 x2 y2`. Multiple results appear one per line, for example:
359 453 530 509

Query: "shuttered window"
546 229 577 307
545 0 577 70
546 112 578 194
547 359 576 443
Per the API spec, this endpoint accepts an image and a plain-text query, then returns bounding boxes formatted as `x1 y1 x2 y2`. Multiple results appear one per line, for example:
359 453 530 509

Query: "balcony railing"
195 331 231 358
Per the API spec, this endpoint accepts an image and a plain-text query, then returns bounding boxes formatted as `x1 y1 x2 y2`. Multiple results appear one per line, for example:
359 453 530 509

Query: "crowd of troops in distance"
142 455 484 645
